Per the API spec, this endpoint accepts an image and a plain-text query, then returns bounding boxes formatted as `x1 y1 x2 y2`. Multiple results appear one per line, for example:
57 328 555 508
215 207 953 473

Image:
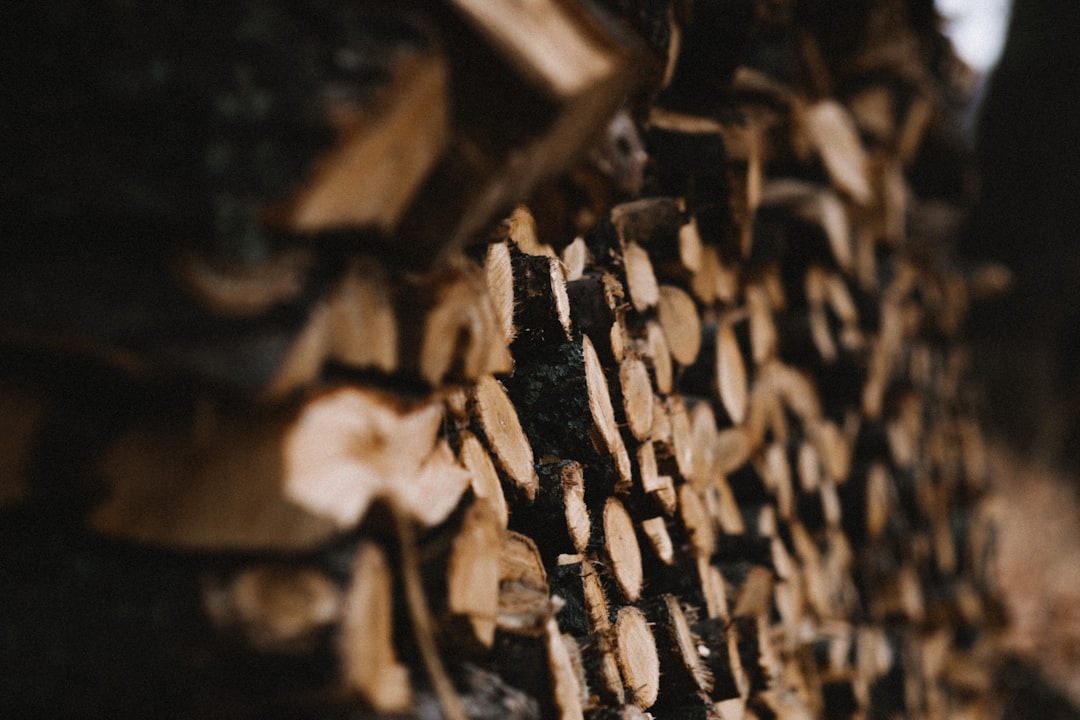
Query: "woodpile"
2 1 1009 718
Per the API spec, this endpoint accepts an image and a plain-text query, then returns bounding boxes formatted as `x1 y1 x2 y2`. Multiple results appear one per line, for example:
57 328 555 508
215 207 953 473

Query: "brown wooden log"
458 429 510 530
583 335 633 489
446 503 502 648
651 593 714 695
619 354 654 442
623 241 661 314
396 0 643 264
657 284 702 367
472 375 539 500
601 497 644 603
340 542 412 713
614 606 660 709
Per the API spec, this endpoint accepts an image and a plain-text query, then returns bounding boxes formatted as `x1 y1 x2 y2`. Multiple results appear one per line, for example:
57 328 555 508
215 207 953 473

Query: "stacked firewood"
1 1 1008 718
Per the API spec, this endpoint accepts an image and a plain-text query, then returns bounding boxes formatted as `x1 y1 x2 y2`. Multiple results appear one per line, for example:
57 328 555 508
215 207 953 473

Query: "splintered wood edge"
340 543 412 713
486 241 517 344
580 559 612 637
473 375 538 498
549 258 573 339
507 205 555 257
500 530 548 588
614 606 660 709
603 497 643 602
663 594 713 692
561 462 592 555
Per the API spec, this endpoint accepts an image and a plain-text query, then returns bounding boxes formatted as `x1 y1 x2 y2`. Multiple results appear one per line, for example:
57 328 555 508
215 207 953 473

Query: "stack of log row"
2 1 1008 718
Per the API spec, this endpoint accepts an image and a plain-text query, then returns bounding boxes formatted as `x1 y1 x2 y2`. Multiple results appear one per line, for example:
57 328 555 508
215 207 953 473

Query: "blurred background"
943 0 1080 714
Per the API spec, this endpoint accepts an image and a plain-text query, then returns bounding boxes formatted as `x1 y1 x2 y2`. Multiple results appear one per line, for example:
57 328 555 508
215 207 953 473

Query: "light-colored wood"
473 375 539 499
641 516 675 565
604 497 644 602
561 236 589 282
340 543 412 713
498 531 552 635
546 617 586 720
93 387 468 550
624 241 660 313
717 320 749 424
486 241 517 345
447 503 502 647
619 354 654 442
645 320 674 395
657 284 702 366
285 389 469 528
679 483 716 558
731 566 776 620
599 650 627 704
896 94 934 165
690 401 720 489
797 441 822 493
584 334 633 488
507 204 555 257
458 430 509 530
666 394 697 483
614 606 660 709
659 593 714 692
756 442 795 520
561 461 592 555
714 426 754 476
580 557 614 644
803 100 872 205
678 216 705 274
709 474 747 535
747 282 777 366
865 463 894 540
331 257 399 374
639 439 678 514
705 561 732 622
420 261 512 384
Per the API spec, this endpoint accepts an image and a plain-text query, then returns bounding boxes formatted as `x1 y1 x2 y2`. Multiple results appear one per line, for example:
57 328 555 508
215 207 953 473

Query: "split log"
91 387 468 550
